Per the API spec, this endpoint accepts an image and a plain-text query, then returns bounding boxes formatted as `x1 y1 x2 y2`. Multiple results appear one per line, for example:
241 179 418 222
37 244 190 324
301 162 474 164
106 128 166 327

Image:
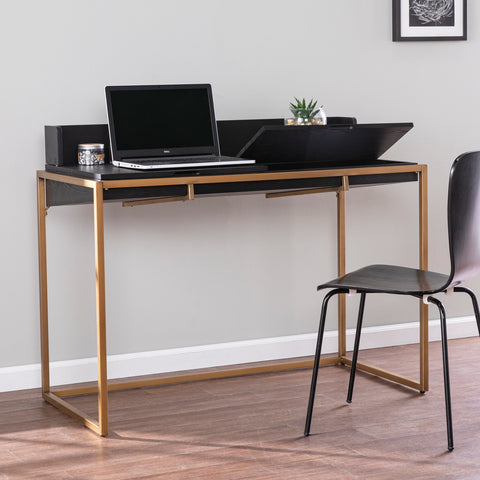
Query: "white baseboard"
1 315 477 392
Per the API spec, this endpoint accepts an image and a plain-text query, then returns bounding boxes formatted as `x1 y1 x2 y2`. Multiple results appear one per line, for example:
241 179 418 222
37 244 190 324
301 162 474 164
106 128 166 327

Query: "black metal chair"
304 151 480 451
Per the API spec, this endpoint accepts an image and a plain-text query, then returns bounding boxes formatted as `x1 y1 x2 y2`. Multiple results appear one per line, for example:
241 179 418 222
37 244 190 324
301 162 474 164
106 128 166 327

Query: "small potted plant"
286 97 326 125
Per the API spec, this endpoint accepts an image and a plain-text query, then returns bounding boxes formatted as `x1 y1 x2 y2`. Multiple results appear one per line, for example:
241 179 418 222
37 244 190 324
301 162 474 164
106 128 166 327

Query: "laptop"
105 84 255 170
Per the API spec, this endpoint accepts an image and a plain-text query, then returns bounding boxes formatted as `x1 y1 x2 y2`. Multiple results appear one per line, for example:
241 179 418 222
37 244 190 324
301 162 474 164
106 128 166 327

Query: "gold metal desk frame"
37 164 428 436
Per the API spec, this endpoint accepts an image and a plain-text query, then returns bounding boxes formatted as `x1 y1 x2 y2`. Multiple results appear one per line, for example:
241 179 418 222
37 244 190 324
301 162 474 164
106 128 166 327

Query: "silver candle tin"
78 143 105 166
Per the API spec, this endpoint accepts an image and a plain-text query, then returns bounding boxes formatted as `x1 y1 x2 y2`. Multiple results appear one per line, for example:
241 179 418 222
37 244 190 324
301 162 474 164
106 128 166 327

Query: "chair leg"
304 288 345 436
428 296 454 452
346 293 366 403
454 286 480 336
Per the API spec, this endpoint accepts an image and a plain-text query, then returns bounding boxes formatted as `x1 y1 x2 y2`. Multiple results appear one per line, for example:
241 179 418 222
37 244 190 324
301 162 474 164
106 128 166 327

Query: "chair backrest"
447 151 480 287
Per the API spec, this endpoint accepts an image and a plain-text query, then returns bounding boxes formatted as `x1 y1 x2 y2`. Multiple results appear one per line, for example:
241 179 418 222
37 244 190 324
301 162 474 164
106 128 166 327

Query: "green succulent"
289 97 321 122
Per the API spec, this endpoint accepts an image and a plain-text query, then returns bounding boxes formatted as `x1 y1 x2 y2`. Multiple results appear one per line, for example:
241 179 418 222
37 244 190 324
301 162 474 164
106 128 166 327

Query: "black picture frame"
393 0 467 41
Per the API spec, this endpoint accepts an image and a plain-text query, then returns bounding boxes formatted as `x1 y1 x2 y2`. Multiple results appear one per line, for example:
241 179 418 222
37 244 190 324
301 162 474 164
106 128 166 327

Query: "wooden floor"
2 337 480 479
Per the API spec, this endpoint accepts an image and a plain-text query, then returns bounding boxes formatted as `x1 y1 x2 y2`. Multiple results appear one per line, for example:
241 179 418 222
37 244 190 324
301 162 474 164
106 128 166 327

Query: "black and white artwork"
393 0 466 41
409 0 455 27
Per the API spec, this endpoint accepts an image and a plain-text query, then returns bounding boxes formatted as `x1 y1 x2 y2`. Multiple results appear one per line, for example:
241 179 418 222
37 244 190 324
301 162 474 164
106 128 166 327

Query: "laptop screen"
105 84 220 161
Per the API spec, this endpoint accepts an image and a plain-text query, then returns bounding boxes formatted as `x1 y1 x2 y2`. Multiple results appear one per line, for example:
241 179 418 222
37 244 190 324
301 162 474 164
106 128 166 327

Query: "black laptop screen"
106 85 218 159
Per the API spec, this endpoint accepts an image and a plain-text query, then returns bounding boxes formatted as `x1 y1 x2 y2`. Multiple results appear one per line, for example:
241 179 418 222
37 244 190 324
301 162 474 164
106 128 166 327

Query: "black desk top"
44 159 416 182
42 160 419 207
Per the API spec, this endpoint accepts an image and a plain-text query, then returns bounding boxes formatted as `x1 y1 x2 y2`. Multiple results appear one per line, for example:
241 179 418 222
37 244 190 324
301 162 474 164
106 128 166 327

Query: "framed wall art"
392 0 467 41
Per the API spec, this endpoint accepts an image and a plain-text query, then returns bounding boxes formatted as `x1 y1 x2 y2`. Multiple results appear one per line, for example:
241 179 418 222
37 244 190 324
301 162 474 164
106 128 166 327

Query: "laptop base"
113 155 254 170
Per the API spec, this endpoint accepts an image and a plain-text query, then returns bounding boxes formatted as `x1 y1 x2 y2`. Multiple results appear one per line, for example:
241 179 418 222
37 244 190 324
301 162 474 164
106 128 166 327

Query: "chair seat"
319 264 450 295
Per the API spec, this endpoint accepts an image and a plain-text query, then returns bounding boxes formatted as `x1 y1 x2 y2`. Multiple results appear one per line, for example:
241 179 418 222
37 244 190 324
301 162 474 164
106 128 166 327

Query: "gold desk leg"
419 165 429 392
337 187 347 358
37 176 50 394
337 171 428 393
94 183 109 436
38 177 109 436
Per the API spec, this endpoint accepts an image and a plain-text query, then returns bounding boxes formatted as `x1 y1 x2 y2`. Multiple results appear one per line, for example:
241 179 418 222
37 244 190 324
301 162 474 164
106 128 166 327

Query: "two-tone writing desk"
37 157 427 436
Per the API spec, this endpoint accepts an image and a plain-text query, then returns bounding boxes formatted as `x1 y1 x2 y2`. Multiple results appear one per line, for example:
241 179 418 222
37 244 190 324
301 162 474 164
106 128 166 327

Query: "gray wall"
2 0 480 367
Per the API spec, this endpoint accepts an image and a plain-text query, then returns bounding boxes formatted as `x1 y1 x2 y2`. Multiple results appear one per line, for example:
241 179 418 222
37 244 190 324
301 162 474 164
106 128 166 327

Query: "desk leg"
337 170 428 393
337 189 347 358
419 165 429 392
94 183 108 436
38 178 109 436
37 176 50 394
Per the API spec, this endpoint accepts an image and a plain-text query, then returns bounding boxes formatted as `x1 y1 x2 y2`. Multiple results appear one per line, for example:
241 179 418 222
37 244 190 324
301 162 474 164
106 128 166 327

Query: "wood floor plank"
1 338 480 478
